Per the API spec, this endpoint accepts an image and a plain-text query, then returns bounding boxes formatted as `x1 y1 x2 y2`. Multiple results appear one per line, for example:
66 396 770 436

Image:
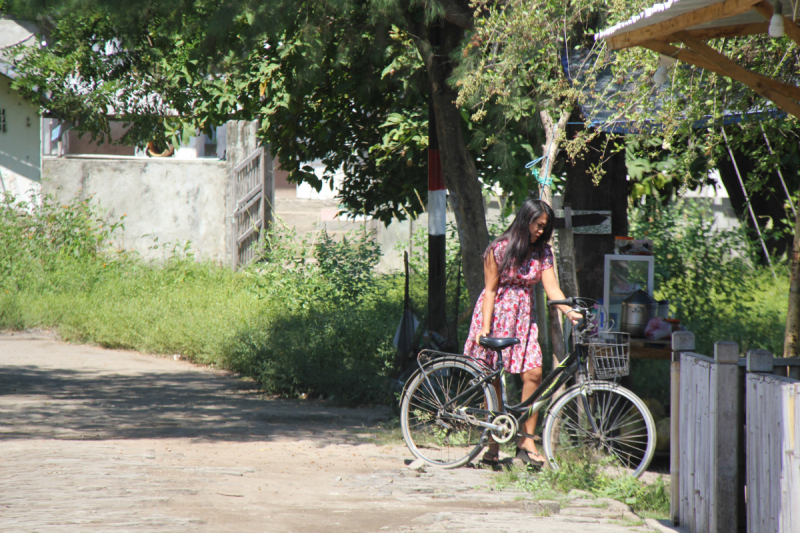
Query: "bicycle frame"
410 335 590 435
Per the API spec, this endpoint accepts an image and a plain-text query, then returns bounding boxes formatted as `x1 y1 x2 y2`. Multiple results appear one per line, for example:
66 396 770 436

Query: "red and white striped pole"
428 99 447 336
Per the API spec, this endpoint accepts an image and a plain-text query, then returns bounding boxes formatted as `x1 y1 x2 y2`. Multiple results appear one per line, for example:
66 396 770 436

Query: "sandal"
480 451 500 466
515 447 545 467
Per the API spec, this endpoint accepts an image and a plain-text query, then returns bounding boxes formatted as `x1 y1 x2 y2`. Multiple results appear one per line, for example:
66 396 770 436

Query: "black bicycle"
399 297 656 477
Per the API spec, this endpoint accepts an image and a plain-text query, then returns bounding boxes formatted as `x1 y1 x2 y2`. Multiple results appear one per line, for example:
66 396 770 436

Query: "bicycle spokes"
544 384 655 477
401 360 499 467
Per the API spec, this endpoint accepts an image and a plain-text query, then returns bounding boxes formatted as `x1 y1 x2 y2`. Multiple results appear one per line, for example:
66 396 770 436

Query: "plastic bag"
645 317 672 340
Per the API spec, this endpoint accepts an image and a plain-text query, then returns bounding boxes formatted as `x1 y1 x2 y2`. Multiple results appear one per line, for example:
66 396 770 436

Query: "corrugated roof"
563 48 784 133
596 0 790 41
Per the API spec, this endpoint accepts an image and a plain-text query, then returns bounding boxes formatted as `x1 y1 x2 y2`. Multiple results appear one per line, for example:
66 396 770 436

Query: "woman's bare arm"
541 267 581 323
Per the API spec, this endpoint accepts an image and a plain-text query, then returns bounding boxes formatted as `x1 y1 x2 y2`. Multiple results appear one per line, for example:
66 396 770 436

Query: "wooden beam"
607 0 761 50
643 39 734 76
643 38 800 102
662 22 768 41
675 30 800 120
752 0 800 47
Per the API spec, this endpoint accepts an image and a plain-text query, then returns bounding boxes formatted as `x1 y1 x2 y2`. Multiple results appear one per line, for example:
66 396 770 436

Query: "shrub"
223 219 402 405
0 192 126 294
222 295 399 405
1 197 402 406
629 198 786 355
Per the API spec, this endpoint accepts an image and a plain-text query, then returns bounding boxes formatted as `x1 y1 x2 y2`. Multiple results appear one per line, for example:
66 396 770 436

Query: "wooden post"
263 148 275 229
746 349 774 374
785 194 800 358
557 208 580 299
710 341 740 533
670 331 695 525
736 355 747 533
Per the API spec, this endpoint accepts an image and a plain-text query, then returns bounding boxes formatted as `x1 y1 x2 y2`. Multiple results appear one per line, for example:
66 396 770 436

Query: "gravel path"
0 331 656 533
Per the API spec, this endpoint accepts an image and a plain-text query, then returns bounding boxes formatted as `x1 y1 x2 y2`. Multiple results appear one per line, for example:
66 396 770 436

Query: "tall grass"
0 194 401 405
1 193 788 406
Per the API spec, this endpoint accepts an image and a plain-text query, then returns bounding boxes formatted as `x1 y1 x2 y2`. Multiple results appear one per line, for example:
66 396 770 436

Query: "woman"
463 197 579 466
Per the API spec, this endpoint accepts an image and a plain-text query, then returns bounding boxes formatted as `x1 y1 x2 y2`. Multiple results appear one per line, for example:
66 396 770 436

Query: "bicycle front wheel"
542 381 656 478
400 359 499 468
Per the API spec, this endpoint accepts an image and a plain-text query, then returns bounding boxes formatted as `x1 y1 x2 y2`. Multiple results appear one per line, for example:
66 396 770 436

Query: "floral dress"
463 240 554 373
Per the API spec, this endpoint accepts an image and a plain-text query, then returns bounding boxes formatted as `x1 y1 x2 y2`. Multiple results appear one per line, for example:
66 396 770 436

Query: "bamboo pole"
720 127 776 278
784 196 800 358
759 124 796 217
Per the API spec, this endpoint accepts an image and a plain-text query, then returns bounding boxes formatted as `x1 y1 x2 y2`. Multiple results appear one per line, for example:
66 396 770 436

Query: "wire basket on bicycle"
587 331 630 379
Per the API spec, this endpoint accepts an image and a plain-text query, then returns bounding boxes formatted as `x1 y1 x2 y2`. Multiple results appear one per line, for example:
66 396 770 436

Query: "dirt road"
0 331 655 532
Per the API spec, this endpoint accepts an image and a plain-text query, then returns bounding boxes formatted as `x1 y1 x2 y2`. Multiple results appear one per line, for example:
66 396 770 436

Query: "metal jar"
620 290 657 338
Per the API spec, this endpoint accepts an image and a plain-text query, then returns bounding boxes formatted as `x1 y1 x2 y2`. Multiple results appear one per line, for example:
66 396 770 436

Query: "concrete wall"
41 156 230 263
0 73 40 202
683 176 741 230
65 122 136 156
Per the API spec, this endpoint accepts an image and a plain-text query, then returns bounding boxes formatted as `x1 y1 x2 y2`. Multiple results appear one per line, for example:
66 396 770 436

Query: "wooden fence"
744 353 800 533
670 332 800 533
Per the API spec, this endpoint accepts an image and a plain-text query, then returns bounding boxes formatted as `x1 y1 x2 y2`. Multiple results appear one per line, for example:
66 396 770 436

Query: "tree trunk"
785 196 800 358
539 109 570 369
416 21 490 306
563 116 628 301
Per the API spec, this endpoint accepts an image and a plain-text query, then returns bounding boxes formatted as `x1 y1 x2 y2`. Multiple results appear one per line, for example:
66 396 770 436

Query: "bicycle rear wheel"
542 381 656 478
400 359 499 468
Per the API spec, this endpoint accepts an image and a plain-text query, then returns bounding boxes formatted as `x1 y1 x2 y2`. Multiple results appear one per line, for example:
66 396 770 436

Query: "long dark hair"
487 198 555 275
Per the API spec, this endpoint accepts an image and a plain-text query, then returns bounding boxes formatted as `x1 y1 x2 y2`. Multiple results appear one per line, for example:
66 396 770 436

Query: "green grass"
0 193 791 410
0 194 402 406
493 458 671 519
2 262 257 361
1 258 403 405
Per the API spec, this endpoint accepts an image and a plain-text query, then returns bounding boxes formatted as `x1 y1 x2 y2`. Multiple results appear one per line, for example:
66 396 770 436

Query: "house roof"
0 17 38 80
562 48 783 133
593 0 800 120
0 17 37 50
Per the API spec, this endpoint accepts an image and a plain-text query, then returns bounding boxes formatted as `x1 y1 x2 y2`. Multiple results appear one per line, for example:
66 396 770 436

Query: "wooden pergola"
597 0 800 120
598 0 800 360
598 4 799 528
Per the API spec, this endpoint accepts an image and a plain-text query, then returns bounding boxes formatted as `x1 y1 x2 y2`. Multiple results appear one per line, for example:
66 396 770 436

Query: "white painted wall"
296 160 344 200
0 73 40 203
41 157 231 263
682 170 741 230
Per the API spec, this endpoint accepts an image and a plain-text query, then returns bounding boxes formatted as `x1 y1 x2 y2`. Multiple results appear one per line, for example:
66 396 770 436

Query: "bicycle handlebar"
547 297 576 307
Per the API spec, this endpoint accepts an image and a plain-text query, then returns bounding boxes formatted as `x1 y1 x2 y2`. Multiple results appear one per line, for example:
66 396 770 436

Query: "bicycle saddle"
478 336 520 351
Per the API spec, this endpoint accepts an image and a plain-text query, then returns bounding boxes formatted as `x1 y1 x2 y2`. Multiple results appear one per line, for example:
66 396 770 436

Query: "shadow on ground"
0 362 393 443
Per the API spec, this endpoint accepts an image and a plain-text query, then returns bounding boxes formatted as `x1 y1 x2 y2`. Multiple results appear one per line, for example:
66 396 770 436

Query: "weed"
496 454 670 519
610 518 646 527
0 198 402 406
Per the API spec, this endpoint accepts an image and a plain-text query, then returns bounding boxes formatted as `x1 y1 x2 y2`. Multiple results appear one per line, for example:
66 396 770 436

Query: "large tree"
4 0 617 304
0 0 518 302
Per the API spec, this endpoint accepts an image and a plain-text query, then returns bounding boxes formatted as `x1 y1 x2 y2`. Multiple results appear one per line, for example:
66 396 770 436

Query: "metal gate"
232 146 273 269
